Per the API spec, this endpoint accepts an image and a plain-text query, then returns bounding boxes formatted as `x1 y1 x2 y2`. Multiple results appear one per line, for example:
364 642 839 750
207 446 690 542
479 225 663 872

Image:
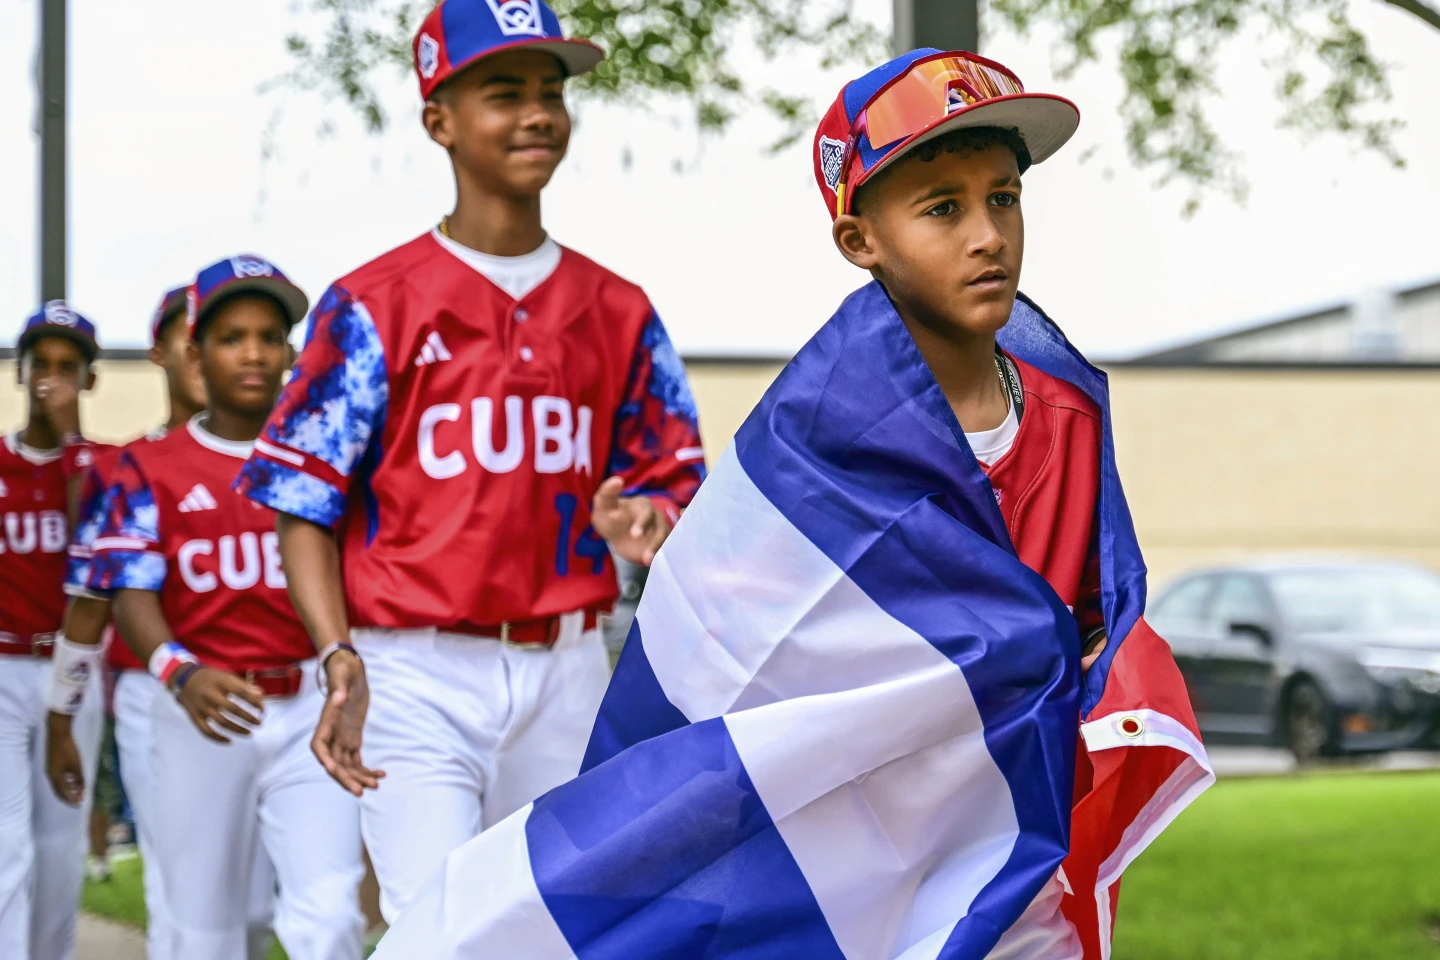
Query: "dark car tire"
1284 679 1337 764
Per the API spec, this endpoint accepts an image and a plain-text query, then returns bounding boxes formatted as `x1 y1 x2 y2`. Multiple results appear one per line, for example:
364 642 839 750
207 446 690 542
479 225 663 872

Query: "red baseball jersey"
0 434 71 637
69 436 165 670
236 233 707 635
985 353 1105 639
89 420 311 673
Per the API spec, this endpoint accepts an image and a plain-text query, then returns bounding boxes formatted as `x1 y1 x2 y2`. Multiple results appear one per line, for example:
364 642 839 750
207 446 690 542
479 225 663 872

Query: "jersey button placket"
513 305 532 363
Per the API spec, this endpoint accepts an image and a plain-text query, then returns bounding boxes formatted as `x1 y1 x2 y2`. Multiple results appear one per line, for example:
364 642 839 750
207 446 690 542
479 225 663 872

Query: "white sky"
1 0 1437 358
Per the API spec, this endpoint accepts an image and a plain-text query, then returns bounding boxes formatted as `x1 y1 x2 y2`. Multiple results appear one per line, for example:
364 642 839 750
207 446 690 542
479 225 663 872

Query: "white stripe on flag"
1081 709 1215 960
638 444 1019 960
370 803 576 960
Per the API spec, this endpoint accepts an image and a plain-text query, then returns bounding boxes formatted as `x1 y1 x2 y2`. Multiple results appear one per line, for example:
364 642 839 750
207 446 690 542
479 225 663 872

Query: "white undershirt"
965 401 1019 467
4 433 62 465
432 229 562 301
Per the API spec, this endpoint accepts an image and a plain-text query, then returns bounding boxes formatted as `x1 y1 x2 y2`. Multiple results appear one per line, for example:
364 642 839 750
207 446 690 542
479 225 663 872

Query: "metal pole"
893 0 980 54
39 0 67 302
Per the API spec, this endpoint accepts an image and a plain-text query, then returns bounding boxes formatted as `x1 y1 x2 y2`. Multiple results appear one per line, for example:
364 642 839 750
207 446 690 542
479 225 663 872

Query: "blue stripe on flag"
528 717 846 960
998 293 1148 715
581 620 690 774
732 282 1079 956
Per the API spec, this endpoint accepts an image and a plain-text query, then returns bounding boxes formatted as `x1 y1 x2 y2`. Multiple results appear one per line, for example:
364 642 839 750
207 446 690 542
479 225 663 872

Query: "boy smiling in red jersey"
236 0 706 926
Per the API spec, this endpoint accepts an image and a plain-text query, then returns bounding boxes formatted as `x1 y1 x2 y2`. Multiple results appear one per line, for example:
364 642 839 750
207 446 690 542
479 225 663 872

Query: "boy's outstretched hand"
313 651 384 797
591 477 672 567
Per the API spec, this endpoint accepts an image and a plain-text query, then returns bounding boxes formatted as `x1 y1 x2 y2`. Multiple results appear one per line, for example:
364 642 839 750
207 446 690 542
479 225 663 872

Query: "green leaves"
280 0 885 146
989 0 1410 212
279 0 1429 210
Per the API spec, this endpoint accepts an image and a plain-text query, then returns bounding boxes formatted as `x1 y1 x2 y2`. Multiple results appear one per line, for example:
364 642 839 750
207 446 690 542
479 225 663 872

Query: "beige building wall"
8 358 1438 593
689 362 1440 590
1110 368 1440 588
1 360 170 444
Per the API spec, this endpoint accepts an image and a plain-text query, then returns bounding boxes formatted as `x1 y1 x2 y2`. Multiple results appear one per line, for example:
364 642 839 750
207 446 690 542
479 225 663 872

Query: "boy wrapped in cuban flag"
374 47 1214 960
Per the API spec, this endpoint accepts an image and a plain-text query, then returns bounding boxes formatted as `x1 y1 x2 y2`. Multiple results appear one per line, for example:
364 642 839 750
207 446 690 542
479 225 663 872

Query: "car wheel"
1284 680 1334 764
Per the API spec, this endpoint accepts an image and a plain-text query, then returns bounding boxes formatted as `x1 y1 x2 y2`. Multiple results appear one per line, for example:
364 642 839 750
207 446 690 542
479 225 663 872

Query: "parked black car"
1148 560 1440 761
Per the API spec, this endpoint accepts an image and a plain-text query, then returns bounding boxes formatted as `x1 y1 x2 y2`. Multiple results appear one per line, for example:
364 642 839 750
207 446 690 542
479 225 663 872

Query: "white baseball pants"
353 614 611 924
114 669 278 960
0 657 102 960
148 659 364 960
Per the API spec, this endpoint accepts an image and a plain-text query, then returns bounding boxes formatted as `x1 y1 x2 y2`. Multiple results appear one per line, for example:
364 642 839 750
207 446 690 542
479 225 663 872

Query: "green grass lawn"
1114 770 1440 959
84 771 1440 958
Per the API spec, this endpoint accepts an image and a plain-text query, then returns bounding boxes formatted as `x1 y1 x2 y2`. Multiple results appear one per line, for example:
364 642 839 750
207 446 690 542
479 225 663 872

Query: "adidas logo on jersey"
177 484 219 513
414 331 453 368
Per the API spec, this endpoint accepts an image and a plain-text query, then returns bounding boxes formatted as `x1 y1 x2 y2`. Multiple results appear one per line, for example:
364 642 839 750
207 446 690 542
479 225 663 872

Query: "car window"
1269 566 1440 638
1150 576 1214 624
1210 576 1270 626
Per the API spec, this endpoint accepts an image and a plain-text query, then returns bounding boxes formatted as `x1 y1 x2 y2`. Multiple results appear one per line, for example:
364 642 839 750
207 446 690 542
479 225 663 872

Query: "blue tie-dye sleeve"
607 310 707 517
65 463 113 599
89 452 167 593
235 285 390 527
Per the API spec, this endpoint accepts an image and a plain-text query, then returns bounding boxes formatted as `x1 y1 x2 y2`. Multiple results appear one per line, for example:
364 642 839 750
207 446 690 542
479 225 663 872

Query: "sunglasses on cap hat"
814 49 1080 219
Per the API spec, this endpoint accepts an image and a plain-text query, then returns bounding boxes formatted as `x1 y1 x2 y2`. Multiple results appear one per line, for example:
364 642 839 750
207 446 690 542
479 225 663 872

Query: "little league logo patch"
819 136 846 193
485 0 545 37
64 660 92 684
418 33 440 79
230 255 275 279
43 301 80 327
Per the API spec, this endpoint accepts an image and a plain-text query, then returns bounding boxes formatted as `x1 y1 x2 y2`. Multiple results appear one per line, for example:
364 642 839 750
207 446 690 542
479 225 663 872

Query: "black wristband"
170 662 202 696
317 642 360 695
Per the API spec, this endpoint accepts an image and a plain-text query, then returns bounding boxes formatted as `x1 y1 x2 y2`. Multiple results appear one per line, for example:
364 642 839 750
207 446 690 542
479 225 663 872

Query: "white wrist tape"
149 641 200 687
46 635 105 715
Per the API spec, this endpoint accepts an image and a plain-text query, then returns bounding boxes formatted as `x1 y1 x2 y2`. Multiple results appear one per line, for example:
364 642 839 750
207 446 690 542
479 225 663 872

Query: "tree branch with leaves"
282 0 1435 209
282 0 885 151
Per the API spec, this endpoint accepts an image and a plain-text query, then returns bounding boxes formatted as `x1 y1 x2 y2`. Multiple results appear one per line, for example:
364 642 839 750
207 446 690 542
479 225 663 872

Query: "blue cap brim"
18 326 98 361
195 278 310 336
446 36 605 86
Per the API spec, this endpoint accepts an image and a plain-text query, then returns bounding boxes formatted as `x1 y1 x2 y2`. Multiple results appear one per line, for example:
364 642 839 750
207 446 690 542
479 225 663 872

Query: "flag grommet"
1118 716 1145 738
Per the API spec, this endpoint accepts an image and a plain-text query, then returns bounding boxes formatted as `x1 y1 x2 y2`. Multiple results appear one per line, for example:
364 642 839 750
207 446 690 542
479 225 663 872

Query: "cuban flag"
373 285 1213 960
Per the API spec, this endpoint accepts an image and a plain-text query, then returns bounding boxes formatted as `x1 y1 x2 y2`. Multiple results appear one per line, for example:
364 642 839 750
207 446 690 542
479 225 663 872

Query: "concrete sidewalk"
76 913 145 960
1208 746 1440 777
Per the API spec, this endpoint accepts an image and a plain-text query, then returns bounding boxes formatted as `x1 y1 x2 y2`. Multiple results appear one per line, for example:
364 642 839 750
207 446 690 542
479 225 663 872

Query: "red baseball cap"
813 49 1080 219
413 0 604 102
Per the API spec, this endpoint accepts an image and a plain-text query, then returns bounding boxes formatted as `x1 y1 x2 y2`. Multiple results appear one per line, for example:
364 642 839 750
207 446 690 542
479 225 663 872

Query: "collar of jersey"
187 415 255 460
4 432 63 465
430 229 563 301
